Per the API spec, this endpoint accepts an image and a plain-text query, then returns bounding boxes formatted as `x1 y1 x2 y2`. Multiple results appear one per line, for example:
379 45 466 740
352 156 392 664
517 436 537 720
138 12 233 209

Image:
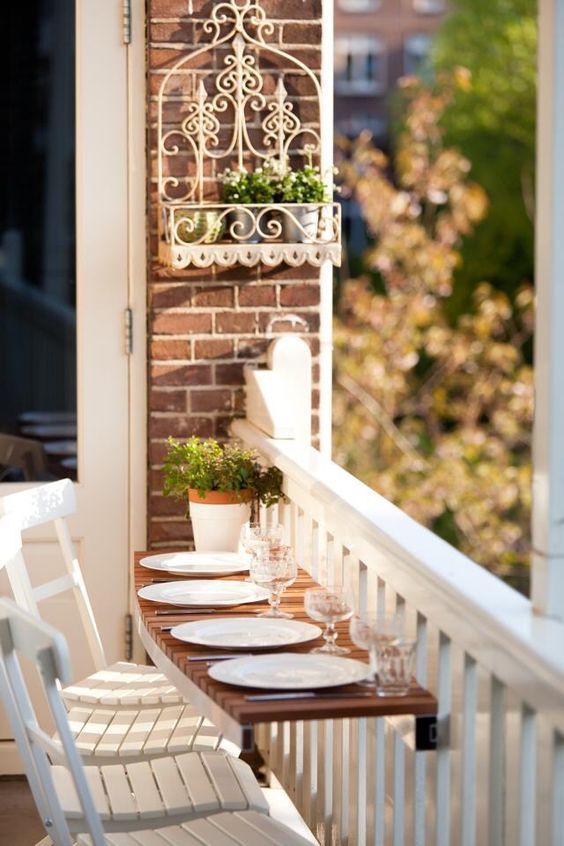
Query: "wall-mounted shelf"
159 201 342 268
156 0 341 270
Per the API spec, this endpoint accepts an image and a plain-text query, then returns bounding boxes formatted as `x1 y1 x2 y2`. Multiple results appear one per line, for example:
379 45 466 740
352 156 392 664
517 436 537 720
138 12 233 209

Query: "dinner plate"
208 653 370 690
139 551 250 577
137 580 269 607
170 617 323 650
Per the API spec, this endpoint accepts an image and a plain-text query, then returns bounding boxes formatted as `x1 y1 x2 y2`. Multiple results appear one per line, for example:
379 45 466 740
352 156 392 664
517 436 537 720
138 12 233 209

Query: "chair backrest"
0 434 48 481
0 480 106 670
0 548 106 845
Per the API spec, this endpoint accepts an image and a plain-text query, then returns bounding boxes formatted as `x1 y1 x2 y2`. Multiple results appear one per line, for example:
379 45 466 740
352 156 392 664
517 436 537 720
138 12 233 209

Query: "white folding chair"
0 594 316 845
0 481 227 760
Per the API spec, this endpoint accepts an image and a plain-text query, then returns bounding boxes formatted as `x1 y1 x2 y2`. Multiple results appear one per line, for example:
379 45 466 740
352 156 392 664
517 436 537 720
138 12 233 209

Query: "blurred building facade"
334 0 447 257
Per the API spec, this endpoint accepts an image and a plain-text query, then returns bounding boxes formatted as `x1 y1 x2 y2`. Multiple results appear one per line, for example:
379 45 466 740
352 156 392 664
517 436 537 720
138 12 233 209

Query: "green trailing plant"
220 165 278 204
279 165 329 204
162 436 285 513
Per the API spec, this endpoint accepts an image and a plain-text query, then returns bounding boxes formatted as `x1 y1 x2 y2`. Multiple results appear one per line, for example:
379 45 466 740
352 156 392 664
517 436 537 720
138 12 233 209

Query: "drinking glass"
239 521 284 560
349 612 402 686
249 544 297 618
304 586 354 654
374 637 416 697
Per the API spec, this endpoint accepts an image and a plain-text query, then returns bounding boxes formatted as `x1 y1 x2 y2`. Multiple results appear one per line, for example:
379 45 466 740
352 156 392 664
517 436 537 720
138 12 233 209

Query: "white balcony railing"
232 418 564 846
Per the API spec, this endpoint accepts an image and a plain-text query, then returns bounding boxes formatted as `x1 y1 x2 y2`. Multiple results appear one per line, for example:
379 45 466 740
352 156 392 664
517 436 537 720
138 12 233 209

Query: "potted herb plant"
279 163 329 243
163 436 284 552
174 209 224 245
220 165 278 243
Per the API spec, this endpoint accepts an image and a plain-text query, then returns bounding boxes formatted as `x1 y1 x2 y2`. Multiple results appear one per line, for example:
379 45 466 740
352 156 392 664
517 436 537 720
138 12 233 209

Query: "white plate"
170 617 323 650
139 551 250 577
137 580 269 607
208 653 370 690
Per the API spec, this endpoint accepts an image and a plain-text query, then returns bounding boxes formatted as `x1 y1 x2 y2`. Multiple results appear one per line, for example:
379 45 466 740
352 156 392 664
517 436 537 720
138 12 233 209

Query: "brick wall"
147 0 324 548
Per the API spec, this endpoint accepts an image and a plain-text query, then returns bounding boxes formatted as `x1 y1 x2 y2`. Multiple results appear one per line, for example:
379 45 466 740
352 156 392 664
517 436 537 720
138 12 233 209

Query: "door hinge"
123 0 132 45
125 612 133 660
124 307 133 355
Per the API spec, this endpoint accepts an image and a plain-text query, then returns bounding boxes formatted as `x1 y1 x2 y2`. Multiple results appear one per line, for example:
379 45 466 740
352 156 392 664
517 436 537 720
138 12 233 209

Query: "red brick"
151 495 187 517
260 0 321 18
191 389 232 413
215 363 245 385
151 468 165 490
194 339 234 359
150 339 191 360
261 263 320 281
151 415 213 438
216 313 256 334
191 287 234 308
238 285 277 307
149 0 190 15
283 23 322 44
152 264 214 282
149 442 169 465
149 520 193 543
152 313 212 334
280 284 320 307
150 285 192 309
151 363 212 386
150 21 193 43
215 265 260 283
150 389 187 412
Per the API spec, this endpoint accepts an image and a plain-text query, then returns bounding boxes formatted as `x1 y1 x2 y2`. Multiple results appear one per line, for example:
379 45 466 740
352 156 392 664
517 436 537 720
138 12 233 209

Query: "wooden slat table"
134 551 437 751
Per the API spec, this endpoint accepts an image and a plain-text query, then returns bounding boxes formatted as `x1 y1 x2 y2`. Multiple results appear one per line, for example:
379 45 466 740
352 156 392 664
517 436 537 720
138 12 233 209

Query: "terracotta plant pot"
188 488 253 552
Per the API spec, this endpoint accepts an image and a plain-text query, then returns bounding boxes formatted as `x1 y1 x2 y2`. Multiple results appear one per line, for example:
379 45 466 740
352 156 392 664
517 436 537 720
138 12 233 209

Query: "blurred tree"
335 80 533 587
429 0 536 306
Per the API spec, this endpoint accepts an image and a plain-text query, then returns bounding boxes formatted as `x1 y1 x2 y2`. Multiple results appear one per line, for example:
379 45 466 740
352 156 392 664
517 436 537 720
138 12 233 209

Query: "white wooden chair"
0 481 226 759
0 594 316 845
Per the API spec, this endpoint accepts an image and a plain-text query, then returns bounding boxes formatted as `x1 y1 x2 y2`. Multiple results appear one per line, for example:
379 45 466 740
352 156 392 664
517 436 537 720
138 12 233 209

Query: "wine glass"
249 544 297 618
304 586 354 654
239 521 284 560
349 612 402 687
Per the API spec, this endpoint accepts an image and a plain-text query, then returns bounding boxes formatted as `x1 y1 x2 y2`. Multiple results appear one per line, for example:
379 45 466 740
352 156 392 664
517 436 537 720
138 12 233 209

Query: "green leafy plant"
220 166 278 204
279 165 329 204
163 436 284 512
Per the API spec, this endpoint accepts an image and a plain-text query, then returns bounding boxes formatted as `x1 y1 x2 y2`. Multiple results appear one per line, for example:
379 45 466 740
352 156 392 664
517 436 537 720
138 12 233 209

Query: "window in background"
413 0 445 13
338 0 380 12
404 33 433 76
335 35 386 95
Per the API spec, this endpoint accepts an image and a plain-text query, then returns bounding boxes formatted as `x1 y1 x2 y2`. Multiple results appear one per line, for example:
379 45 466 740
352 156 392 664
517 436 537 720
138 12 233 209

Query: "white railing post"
532 0 564 620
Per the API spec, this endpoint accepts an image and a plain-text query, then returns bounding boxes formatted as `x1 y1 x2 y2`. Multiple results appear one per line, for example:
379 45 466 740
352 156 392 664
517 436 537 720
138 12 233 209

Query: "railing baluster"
436 631 452 846
519 705 536 846
414 613 428 846
461 654 477 846
552 731 564 846
392 732 406 846
374 717 386 846
489 676 506 846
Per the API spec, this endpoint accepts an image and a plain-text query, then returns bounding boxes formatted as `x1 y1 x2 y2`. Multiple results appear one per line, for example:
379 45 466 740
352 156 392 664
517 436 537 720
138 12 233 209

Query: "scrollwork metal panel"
156 0 341 268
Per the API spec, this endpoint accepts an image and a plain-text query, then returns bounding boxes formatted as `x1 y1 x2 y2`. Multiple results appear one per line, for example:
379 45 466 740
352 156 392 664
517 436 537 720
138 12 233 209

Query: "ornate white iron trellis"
156 0 341 269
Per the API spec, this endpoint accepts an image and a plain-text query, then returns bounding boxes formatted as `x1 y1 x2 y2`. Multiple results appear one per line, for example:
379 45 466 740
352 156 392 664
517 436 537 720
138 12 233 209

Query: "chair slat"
125 761 165 820
150 756 192 816
168 710 204 754
70 708 115 754
95 711 139 758
143 705 184 755
225 756 269 813
101 764 139 821
118 709 161 757
174 753 219 814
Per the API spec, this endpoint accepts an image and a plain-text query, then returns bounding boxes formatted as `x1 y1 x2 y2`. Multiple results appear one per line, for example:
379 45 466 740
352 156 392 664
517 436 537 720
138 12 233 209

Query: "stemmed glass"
249 544 297 618
349 613 402 688
304 586 354 654
239 521 285 561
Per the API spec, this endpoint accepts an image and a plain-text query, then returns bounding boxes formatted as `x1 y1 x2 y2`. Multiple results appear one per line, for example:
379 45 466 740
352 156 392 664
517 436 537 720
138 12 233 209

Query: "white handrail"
232 419 564 725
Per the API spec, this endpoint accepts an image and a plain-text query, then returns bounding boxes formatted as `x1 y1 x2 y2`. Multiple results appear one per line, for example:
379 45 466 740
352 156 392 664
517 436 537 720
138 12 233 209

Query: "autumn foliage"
333 78 533 588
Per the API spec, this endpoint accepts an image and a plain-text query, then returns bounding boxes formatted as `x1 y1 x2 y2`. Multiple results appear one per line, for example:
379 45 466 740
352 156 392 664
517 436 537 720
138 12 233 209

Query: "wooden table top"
135 551 437 739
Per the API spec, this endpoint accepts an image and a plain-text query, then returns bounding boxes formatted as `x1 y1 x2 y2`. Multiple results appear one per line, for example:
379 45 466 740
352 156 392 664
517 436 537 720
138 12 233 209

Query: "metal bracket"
125 612 133 660
123 0 131 45
415 714 438 751
124 307 133 355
